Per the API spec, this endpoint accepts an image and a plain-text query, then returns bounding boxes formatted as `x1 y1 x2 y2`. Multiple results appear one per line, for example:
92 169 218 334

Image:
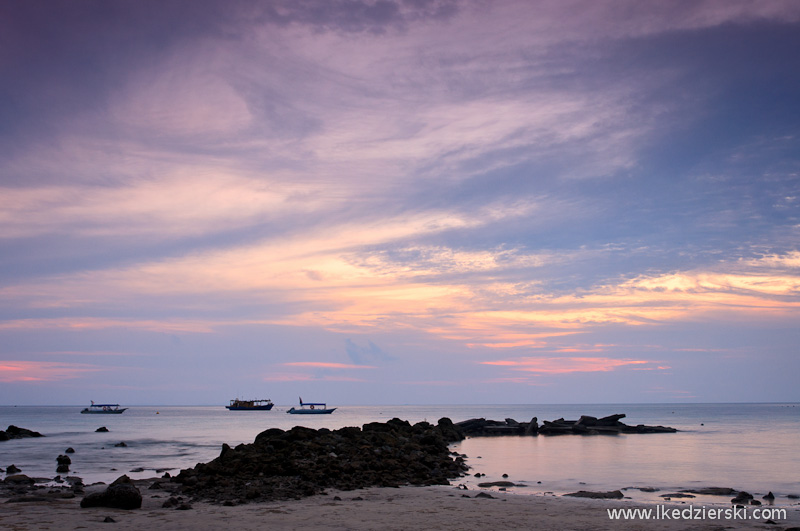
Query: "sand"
2 483 799 530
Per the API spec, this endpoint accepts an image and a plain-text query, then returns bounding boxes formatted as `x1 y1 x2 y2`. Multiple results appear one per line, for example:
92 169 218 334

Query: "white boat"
286 397 336 414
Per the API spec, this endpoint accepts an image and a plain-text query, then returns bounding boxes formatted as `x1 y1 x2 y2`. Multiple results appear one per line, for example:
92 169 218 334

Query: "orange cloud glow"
481 356 657 374
0 361 103 382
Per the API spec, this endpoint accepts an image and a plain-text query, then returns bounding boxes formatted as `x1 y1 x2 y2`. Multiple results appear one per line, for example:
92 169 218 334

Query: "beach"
2 481 799 530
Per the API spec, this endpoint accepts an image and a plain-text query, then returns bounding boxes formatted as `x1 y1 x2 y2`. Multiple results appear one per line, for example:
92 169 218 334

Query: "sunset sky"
2 0 799 405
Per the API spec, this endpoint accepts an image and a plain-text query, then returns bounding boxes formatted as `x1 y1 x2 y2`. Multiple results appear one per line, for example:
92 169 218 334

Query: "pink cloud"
0 361 103 382
283 362 377 369
481 356 659 374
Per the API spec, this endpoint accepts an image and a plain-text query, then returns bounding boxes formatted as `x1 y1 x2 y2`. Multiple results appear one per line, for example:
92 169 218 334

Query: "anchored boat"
226 398 274 411
80 401 127 414
286 397 336 414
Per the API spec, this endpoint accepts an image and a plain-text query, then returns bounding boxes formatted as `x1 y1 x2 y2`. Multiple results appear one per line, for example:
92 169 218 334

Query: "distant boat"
226 398 274 411
81 401 127 414
286 397 336 414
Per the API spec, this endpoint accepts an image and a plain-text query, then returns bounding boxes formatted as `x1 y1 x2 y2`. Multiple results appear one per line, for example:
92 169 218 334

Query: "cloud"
284 361 377 369
480 356 657 374
0 361 104 382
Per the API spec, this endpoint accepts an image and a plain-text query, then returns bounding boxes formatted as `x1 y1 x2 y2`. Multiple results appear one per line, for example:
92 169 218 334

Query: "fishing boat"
225 398 274 411
80 401 127 414
286 397 336 414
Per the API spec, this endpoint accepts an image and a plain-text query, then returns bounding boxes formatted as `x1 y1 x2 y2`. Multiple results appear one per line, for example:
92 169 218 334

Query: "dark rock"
80 475 142 510
763 491 775 501
6 464 22 474
683 487 737 496
501 474 508 478
750 499 761 506
659 493 695 498
114 442 127 447
731 491 754 505
4 474 35 485
65 447 75 454
4 425 44 439
564 490 624 499
477 481 515 488
173 417 469 504
96 427 109 432
57 455 72 465
475 492 495 499
56 464 70 473
103 516 116 523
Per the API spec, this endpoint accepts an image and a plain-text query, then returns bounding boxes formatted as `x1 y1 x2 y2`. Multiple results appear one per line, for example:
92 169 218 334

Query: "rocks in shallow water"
1 425 44 440
114 441 127 447
4 474 35 485
683 487 737 496
564 490 624 499
174 417 468 504
659 492 695 498
65 447 75 454
96 427 109 432
57 455 72 465
80 475 142 510
6 464 22 474
477 481 516 488
731 491 754 505
455 414 676 437
763 491 775 501
56 464 70 473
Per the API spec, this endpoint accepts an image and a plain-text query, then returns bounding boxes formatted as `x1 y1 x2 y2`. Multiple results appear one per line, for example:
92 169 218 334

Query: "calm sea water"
1 403 798 506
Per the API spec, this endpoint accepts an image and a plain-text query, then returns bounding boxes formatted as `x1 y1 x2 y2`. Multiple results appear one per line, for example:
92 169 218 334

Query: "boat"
286 397 336 414
80 401 127 414
225 398 274 411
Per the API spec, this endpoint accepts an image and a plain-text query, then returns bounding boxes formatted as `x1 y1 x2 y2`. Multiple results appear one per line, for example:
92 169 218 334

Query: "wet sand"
2 483 799 530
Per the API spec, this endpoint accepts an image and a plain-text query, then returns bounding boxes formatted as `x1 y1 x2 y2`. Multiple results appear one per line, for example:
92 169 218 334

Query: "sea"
1 403 798 507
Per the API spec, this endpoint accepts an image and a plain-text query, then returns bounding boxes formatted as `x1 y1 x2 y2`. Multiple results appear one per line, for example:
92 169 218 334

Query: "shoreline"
2 482 799 530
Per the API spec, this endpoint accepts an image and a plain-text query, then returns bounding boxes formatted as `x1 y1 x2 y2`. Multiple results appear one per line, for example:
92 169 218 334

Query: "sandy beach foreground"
2 483 799 531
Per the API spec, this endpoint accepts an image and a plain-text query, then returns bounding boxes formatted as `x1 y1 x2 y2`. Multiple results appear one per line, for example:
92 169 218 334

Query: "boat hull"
81 409 127 414
226 405 274 411
287 407 336 414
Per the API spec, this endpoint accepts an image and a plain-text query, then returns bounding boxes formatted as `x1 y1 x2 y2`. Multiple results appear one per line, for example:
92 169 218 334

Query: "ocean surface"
1 403 798 506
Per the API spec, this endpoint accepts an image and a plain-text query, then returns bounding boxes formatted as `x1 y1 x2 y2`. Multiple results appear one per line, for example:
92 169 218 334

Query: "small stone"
96 427 109 432
103 516 116 523
65 448 75 454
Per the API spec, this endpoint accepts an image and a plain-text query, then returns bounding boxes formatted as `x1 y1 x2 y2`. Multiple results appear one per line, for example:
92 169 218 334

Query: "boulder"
6 464 22 474
3 426 44 439
96 427 109 432
80 475 142 510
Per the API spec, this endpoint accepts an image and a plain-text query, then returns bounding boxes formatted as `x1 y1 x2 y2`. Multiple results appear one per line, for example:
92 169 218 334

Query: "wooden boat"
80 401 127 414
226 398 274 411
286 397 336 414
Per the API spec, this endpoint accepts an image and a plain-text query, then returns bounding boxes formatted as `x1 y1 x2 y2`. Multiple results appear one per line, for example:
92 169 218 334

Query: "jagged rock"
173 417 468 504
6 464 22 474
564 490 624 499
763 491 775 501
80 475 142 510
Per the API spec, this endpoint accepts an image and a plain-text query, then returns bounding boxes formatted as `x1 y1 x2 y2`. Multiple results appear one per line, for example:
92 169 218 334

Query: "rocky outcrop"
173 417 468 504
455 414 676 436
80 475 142 510
0 425 44 440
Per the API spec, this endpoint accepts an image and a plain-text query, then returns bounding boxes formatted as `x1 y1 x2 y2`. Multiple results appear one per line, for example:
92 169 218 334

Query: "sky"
1 0 799 406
